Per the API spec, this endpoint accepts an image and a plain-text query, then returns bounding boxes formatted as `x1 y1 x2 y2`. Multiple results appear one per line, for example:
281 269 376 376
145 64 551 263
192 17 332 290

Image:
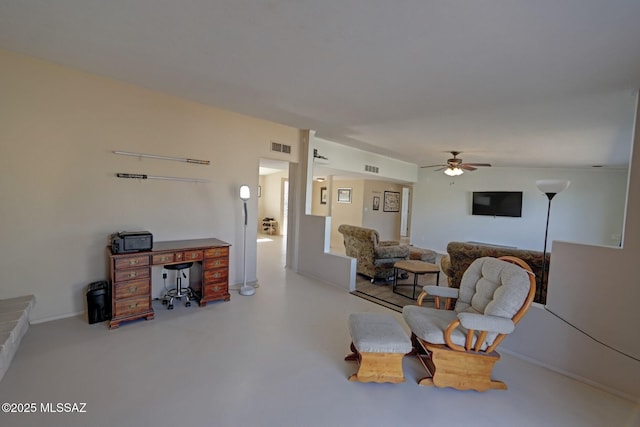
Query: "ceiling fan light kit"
444 167 464 176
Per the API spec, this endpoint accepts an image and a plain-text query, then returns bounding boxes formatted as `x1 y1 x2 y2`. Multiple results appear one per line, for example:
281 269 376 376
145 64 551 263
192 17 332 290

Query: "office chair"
162 262 194 309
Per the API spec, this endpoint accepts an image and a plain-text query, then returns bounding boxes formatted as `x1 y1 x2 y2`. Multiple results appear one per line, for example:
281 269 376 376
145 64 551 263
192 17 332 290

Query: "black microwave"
111 231 153 254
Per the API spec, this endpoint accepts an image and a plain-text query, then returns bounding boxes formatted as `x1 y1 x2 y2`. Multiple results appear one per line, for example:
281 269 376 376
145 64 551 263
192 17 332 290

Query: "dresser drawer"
204 268 228 284
114 255 150 269
113 296 150 318
152 253 175 265
113 279 149 300
204 257 229 269
184 250 203 262
204 283 228 297
204 247 229 258
114 267 150 282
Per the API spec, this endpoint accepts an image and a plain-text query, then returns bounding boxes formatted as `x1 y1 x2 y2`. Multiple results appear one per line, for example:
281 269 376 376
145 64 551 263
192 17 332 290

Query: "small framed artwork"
383 191 400 212
372 196 380 211
320 186 327 205
337 188 352 203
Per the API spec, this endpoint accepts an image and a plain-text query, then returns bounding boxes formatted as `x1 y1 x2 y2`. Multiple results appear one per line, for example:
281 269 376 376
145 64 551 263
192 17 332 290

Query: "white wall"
410 167 627 253
309 133 418 184
362 181 405 241
0 50 300 321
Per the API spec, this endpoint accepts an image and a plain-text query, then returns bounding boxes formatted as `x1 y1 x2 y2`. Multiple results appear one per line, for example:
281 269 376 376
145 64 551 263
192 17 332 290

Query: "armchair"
403 256 536 391
338 224 409 282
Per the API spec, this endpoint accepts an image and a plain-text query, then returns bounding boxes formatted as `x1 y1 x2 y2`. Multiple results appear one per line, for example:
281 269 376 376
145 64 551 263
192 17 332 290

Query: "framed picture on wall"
372 196 380 211
337 188 352 203
320 187 327 204
383 191 400 212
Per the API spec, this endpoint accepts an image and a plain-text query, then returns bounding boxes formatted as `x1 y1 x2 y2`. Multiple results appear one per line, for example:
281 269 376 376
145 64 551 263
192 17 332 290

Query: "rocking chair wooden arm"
443 313 515 353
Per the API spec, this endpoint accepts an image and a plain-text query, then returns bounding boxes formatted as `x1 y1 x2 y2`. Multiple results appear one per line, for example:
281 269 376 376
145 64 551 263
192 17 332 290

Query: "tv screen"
472 191 522 217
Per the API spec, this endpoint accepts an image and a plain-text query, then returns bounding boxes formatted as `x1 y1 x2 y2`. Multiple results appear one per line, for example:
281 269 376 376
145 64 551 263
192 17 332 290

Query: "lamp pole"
239 185 255 296
540 193 554 299
535 180 570 303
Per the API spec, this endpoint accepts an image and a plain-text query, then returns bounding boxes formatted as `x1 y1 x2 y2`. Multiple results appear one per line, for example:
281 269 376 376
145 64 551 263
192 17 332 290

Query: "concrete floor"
0 235 638 427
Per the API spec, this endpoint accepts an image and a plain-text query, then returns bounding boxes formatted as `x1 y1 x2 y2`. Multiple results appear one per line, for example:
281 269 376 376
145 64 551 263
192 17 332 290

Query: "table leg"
413 272 419 299
393 267 398 293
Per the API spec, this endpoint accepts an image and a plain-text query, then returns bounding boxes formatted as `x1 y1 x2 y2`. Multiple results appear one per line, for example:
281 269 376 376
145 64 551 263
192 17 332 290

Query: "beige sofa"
441 241 550 303
338 225 410 282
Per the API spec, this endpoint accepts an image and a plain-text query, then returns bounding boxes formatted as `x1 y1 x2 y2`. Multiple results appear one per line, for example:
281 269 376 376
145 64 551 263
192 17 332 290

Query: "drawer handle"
214 261 220 266
131 286 138 293
213 273 221 278
129 260 138 266
212 286 219 292
129 272 138 278
191 253 198 259
128 303 139 309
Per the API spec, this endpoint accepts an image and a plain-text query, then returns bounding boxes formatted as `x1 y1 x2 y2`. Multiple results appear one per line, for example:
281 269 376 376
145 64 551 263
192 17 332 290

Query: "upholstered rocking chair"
402 256 536 391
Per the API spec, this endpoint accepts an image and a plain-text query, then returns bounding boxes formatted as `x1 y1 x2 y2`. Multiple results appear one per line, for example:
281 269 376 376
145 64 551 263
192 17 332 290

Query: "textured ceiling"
1 1 639 168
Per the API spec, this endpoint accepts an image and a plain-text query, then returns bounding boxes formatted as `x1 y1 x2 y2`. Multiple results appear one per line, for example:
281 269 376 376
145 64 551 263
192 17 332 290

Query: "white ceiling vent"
271 141 291 154
364 164 379 174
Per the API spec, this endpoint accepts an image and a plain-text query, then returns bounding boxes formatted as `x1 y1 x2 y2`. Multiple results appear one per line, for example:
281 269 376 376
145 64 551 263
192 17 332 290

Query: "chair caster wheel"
167 304 174 310
162 299 168 305
185 301 191 307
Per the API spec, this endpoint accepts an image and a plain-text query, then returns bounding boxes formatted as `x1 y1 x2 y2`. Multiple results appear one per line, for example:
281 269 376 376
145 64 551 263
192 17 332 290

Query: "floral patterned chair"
338 225 410 283
440 241 550 303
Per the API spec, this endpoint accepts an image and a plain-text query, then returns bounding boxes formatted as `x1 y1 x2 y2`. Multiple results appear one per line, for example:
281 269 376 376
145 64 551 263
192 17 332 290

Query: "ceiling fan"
421 151 492 176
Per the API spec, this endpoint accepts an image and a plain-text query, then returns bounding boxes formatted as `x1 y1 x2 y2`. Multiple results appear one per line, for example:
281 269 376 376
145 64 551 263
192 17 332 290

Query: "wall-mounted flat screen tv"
472 191 523 217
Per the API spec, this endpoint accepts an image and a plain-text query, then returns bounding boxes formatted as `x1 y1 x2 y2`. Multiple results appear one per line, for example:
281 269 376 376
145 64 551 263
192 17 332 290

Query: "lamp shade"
536 179 570 195
239 185 251 201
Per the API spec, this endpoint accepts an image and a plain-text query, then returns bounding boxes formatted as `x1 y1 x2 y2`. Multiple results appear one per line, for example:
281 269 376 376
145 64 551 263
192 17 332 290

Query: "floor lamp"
535 179 570 299
239 185 255 296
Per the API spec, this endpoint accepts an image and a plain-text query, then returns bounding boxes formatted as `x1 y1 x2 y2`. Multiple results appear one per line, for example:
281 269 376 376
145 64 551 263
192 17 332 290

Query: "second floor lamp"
535 179 570 300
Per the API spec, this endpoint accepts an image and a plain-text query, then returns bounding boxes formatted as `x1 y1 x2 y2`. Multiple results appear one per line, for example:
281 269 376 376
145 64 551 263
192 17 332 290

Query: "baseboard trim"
31 310 84 324
500 347 639 403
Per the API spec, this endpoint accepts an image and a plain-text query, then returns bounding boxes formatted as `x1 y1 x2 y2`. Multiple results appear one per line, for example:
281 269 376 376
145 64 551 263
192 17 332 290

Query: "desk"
109 238 231 329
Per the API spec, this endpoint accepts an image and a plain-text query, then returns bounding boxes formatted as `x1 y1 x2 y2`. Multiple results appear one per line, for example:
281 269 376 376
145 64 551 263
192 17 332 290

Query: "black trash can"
87 281 110 324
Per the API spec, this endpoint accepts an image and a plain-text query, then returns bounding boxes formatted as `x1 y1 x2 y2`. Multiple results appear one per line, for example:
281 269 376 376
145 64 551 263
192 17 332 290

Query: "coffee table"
393 260 440 300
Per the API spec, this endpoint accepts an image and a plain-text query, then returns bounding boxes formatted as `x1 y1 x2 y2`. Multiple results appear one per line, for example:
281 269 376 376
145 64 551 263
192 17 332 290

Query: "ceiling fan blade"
420 164 447 168
434 167 447 172
462 163 492 167
460 165 477 171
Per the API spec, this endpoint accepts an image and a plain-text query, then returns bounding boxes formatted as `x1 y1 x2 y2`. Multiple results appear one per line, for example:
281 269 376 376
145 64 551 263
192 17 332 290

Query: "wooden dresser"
109 238 231 329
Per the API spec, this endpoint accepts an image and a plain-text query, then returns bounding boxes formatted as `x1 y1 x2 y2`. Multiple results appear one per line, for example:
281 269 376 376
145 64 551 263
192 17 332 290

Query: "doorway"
258 159 291 267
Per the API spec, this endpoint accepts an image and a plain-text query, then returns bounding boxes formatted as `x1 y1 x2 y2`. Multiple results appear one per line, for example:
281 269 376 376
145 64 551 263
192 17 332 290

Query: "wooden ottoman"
345 313 412 383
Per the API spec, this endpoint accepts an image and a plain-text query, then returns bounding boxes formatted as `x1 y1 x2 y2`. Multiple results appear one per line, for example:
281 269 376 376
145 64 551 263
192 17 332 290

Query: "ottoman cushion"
348 313 412 354
409 247 437 264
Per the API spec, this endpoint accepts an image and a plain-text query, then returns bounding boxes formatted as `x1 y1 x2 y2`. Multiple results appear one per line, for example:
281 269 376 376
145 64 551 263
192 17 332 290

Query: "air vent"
271 141 292 154
364 165 379 174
